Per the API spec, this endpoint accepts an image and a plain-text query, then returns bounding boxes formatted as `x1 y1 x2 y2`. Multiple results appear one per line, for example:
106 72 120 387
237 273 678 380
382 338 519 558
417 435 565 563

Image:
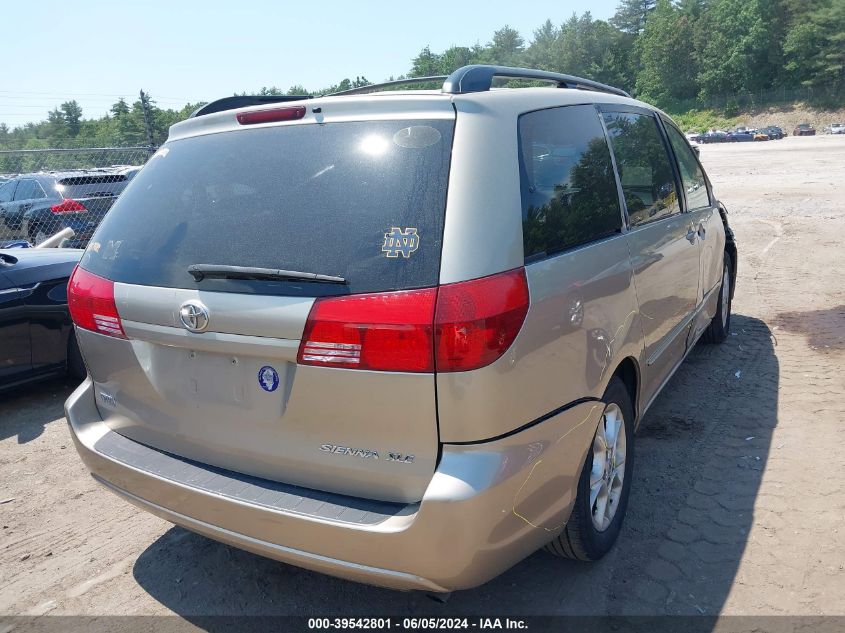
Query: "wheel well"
612 357 639 421
725 242 738 300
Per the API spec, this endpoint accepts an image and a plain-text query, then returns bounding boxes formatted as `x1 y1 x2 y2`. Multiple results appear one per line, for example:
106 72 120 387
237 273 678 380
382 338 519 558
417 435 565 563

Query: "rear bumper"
66 379 601 592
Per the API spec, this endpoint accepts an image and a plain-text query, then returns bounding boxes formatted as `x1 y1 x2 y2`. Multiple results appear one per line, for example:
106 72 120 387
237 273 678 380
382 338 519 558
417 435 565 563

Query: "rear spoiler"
190 95 312 118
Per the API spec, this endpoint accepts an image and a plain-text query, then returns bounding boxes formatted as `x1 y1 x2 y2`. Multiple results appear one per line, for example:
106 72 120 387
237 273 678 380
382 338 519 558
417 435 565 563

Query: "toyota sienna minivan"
65 65 737 592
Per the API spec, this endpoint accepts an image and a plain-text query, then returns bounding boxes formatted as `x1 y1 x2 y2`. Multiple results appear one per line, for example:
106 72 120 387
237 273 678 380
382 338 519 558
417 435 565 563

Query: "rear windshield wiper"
188 264 346 284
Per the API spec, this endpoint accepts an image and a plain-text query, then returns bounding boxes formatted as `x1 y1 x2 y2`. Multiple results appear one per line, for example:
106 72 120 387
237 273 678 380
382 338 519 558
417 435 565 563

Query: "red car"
793 123 816 136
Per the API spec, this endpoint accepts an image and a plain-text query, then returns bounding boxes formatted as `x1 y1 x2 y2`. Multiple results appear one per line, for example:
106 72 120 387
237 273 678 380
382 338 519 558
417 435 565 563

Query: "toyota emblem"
179 301 210 333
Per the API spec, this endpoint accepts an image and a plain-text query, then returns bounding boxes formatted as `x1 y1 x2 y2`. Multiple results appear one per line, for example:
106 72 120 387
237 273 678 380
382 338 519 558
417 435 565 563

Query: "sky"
0 0 618 129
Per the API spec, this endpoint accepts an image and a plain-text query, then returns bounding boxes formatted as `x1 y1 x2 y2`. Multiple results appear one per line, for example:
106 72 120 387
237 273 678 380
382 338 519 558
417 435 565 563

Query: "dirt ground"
1 136 844 621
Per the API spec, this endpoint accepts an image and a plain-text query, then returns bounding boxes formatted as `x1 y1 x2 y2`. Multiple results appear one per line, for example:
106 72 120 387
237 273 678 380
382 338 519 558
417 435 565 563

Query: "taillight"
298 288 437 372
236 106 306 125
434 268 529 372
297 268 529 373
51 199 86 214
67 266 126 339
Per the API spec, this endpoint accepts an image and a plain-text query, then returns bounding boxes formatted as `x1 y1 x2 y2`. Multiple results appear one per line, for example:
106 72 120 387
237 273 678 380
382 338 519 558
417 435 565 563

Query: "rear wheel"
702 251 733 344
546 377 634 561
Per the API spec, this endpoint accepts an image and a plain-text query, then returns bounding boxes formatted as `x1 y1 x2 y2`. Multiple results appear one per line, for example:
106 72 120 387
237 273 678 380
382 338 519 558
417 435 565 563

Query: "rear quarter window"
518 104 623 262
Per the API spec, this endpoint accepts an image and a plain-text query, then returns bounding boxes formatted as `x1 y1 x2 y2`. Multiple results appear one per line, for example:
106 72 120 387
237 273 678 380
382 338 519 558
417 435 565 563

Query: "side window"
602 112 681 226
0 180 16 203
13 179 36 201
518 105 622 262
30 182 47 200
664 123 711 210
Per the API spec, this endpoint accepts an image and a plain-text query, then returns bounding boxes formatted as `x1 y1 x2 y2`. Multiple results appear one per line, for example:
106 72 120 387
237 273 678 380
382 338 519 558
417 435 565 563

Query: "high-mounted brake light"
236 106 307 125
51 199 86 214
67 266 126 339
297 268 530 373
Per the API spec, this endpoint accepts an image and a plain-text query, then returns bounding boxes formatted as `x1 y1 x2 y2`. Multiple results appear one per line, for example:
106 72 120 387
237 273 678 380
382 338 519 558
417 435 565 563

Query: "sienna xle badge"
66 65 737 592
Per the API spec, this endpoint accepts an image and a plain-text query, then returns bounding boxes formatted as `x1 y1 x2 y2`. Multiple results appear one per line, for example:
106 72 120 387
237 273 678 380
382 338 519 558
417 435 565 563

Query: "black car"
763 126 785 140
0 247 84 391
0 170 132 247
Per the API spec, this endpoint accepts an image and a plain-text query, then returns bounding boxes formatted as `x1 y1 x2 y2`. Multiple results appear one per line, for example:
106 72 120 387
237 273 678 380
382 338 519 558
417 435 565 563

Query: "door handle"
685 227 697 244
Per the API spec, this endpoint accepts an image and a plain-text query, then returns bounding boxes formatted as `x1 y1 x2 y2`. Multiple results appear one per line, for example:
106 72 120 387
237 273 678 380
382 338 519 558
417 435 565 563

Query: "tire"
67 331 86 380
546 377 635 561
702 251 733 344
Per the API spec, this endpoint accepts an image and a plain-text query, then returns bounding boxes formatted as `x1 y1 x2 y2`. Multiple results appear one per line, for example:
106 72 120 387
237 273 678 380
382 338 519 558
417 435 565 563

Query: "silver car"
65 65 737 593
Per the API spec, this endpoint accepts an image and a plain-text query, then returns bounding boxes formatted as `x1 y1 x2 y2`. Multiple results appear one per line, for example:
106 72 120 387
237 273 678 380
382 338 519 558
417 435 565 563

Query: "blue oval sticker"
257 366 280 393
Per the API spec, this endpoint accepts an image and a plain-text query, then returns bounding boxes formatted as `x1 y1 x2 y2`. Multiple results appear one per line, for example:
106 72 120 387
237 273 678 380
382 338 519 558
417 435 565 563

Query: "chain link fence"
0 147 152 247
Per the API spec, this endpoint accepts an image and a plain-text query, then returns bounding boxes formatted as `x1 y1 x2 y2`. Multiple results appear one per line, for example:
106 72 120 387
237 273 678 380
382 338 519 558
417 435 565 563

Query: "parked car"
793 123 816 136
685 131 702 143
823 123 845 134
0 170 133 247
0 246 85 391
752 129 770 141
700 129 728 143
727 129 755 142
65 64 737 593
762 126 785 140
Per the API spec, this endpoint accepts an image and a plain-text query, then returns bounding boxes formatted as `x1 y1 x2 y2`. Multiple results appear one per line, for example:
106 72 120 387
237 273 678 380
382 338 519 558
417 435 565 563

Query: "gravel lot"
1 136 844 621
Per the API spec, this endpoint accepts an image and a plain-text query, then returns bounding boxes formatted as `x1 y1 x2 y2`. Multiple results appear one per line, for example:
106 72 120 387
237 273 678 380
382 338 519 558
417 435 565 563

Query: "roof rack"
327 75 448 97
194 65 630 117
190 94 311 118
442 65 631 98
326 65 630 99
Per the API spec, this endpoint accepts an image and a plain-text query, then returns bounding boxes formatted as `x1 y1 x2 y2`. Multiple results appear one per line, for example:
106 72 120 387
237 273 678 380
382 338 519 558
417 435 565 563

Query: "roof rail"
190 94 312 118
441 65 631 98
326 75 448 97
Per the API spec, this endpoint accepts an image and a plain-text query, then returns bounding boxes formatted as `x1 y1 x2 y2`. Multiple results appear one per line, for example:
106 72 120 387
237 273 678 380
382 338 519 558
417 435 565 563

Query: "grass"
668 108 741 133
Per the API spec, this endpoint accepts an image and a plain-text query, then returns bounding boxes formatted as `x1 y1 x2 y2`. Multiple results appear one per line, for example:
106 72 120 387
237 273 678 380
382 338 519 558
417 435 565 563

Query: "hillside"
672 103 845 134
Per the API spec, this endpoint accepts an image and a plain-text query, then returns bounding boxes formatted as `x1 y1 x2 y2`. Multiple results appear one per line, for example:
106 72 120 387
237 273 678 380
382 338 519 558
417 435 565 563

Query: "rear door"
8 178 37 232
661 119 725 314
602 108 701 404
76 109 455 503
0 261 31 381
0 180 17 235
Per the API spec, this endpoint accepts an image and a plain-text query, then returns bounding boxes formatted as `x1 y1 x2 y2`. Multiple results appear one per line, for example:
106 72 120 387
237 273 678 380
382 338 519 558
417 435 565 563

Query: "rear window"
58 175 128 186
81 119 454 296
57 174 129 200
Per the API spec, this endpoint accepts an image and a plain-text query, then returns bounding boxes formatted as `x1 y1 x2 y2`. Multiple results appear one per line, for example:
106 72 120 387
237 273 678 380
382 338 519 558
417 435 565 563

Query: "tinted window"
664 123 710 210
30 182 47 199
13 179 36 201
59 176 128 200
81 119 454 296
602 112 680 226
0 180 15 203
518 105 622 262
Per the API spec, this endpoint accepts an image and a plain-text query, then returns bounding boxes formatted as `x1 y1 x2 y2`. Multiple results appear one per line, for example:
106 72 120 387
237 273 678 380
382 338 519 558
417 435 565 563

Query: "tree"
523 19 560 70
60 101 83 136
635 0 699 104
410 46 442 77
110 98 130 117
697 0 769 97
485 25 525 66
611 0 657 33
783 0 845 90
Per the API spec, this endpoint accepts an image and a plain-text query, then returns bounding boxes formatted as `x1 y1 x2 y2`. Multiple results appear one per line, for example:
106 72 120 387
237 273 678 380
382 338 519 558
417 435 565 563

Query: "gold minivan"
65 65 737 593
